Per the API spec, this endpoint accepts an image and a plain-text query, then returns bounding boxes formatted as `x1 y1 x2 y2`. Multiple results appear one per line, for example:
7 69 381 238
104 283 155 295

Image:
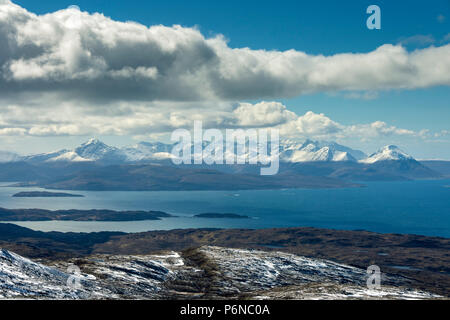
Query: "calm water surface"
0 180 449 237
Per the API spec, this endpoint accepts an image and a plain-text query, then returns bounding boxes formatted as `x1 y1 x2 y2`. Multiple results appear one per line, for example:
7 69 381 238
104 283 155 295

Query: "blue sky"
3 0 450 158
14 0 449 53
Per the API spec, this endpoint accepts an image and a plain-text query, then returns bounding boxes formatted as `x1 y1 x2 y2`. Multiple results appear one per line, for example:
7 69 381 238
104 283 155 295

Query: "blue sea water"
0 180 449 237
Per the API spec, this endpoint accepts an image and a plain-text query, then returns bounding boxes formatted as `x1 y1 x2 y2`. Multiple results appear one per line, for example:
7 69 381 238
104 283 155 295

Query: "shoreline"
4 222 450 240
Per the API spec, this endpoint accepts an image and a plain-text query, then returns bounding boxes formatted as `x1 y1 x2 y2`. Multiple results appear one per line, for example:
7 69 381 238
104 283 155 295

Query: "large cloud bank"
0 1 448 145
1 0 450 104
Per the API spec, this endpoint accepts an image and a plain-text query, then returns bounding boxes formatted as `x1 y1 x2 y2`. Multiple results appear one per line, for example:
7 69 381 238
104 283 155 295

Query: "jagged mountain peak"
361 145 414 164
381 145 406 152
280 140 362 163
23 139 123 163
75 138 119 161
78 138 112 150
81 138 103 146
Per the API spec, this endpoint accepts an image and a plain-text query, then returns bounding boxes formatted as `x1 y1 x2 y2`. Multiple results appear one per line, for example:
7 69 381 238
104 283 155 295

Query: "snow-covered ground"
0 249 99 299
0 247 441 300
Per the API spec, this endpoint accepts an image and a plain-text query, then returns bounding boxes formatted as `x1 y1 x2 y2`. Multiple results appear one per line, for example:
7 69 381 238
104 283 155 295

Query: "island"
13 191 84 198
194 213 250 219
0 207 172 221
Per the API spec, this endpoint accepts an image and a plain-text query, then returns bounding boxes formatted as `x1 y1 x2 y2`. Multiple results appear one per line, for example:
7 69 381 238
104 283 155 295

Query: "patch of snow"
46 151 91 162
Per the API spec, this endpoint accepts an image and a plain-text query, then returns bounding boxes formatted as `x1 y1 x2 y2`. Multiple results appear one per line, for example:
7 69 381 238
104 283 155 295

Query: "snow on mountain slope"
333 151 355 161
361 145 414 164
47 151 91 162
24 139 125 163
0 151 20 163
21 150 64 162
74 138 123 161
280 140 360 163
24 139 174 163
121 142 174 162
317 141 367 161
0 247 439 300
17 138 370 164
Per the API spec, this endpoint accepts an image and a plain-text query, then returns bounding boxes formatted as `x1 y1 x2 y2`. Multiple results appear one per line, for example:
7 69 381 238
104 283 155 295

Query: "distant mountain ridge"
19 139 173 164
0 138 442 189
280 139 366 163
1 138 426 165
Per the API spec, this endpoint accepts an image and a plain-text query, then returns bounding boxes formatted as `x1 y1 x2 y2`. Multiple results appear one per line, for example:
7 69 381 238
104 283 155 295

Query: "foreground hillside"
0 247 440 300
0 223 448 296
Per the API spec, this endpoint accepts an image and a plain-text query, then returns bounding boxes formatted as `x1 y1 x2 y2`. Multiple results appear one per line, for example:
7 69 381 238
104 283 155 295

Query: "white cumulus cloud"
0 0 449 106
0 1 448 153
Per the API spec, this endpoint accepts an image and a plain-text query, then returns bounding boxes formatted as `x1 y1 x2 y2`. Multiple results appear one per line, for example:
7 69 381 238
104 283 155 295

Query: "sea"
0 180 449 238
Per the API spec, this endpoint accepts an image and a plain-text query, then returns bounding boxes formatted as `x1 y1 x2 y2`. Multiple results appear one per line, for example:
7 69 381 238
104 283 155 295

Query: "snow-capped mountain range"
1 138 418 164
280 139 367 162
18 138 173 164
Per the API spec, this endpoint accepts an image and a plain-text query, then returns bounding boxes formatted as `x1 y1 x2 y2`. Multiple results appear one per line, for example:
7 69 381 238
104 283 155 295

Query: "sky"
1 0 449 159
